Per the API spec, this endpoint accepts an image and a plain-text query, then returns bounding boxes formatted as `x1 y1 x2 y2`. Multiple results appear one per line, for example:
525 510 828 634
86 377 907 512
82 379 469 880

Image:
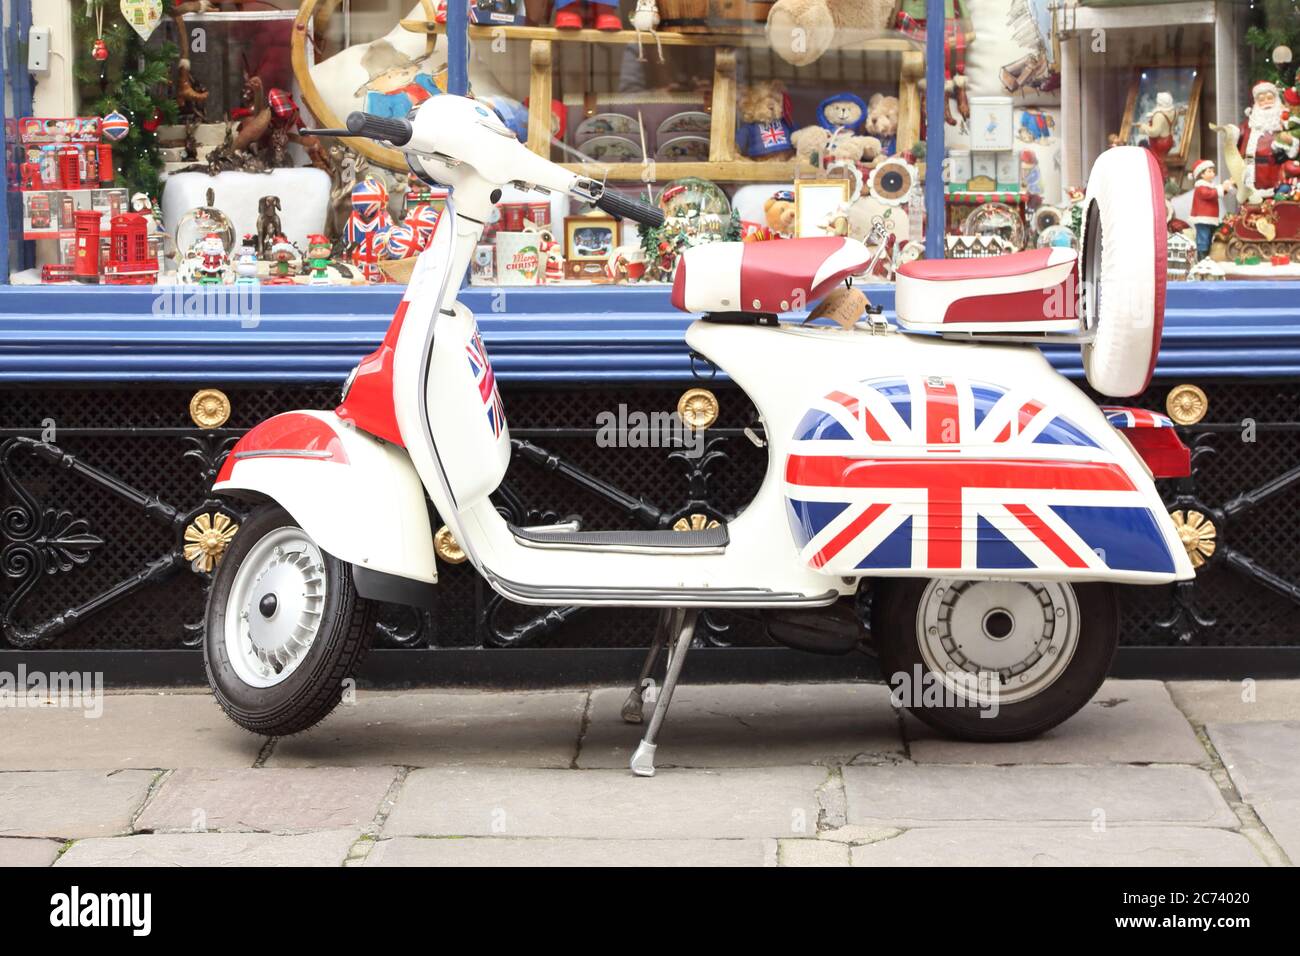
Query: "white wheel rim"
224 527 327 688
915 579 1080 706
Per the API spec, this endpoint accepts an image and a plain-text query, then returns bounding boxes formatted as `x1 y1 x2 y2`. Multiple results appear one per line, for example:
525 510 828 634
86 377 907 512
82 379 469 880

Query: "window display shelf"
405 21 923 180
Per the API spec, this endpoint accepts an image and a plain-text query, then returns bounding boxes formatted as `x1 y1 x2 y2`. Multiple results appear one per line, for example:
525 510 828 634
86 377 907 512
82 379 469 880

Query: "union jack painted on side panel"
466 330 506 439
784 376 1176 576
1099 406 1174 429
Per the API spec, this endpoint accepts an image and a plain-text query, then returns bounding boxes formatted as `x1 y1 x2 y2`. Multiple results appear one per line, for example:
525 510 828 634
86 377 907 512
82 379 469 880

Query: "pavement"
0 678 1297 867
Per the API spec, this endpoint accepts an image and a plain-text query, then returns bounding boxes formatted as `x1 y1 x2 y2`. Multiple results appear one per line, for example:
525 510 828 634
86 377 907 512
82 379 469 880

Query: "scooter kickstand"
621 608 676 724
630 609 697 777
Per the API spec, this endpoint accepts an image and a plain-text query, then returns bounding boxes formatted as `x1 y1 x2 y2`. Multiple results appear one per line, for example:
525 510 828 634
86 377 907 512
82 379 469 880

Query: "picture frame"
794 180 850 238
1118 66 1203 170
967 96 1015 152
564 214 617 262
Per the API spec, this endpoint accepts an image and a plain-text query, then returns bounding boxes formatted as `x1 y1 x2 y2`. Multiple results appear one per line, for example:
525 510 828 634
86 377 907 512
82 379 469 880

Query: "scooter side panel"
783 374 1181 581
683 320 1192 586
214 410 437 584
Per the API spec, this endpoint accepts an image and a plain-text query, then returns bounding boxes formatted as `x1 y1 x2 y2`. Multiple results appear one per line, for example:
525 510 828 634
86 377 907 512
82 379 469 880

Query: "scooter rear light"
1123 427 1190 479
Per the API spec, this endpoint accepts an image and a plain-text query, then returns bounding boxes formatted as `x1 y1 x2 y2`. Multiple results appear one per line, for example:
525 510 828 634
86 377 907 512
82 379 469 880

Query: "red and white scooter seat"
895 247 1080 333
671 236 872 314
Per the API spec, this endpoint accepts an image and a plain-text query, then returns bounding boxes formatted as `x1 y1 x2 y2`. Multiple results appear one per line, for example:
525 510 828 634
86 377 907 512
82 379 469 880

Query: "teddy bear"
765 0 897 67
791 127 883 170
745 190 797 241
865 93 900 156
736 81 795 160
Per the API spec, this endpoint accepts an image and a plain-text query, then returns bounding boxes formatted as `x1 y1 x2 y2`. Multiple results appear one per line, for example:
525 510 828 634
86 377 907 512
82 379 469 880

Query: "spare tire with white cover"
1079 145 1167 398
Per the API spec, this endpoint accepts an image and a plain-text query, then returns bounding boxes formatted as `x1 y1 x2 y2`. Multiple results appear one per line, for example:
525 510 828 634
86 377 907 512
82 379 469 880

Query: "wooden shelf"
405 20 921 182
401 21 919 52
559 160 815 182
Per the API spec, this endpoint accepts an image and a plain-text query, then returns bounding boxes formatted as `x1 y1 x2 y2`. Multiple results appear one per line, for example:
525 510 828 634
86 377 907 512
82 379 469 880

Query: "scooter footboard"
214 410 436 584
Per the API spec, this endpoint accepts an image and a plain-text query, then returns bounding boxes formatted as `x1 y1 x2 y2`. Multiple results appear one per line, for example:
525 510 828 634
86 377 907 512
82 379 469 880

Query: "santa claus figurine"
1188 159 1231 260
1138 91 1179 181
1239 79 1299 200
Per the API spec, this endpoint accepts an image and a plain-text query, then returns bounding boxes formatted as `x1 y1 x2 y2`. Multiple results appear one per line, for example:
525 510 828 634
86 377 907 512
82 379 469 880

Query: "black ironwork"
2 382 1299 655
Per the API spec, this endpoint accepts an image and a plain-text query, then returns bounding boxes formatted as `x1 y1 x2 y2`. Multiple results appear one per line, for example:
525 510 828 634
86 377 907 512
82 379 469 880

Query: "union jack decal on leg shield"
784 376 1176 576
466 330 505 439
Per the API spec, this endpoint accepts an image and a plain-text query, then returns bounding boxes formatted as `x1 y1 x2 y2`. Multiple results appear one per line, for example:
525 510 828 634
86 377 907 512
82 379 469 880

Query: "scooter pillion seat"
671 237 874 314
894 247 1080 334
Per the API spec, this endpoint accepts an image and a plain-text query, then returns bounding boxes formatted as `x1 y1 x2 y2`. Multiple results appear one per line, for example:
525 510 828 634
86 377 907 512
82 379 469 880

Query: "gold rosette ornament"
184 512 240 572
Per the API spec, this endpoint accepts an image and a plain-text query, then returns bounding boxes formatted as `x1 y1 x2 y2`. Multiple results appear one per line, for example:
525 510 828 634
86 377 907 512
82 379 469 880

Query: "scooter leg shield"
213 410 437 586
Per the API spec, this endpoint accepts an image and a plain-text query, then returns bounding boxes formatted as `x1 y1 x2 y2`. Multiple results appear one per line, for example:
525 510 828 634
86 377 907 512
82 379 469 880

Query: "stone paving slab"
0 838 64 867
55 829 360 867
1207 721 1300 862
0 770 157 840
383 766 828 839
365 836 772 866
0 694 263 770
578 683 902 769
902 680 1206 765
1170 681 1300 724
265 690 587 769
842 764 1237 828
135 767 396 834
849 826 1265 866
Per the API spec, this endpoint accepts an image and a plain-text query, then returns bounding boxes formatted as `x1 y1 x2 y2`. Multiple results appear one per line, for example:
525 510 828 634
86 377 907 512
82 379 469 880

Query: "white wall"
28 0 77 115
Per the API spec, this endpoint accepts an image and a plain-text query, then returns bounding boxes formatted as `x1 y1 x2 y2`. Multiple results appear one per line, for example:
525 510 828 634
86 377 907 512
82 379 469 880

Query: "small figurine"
305 233 333 285
234 236 260 285
1237 80 1298 201
554 0 621 31
256 196 283 257
534 224 565 282
630 0 663 63
1137 91 1178 181
1188 159 1232 260
195 233 228 285
266 235 299 285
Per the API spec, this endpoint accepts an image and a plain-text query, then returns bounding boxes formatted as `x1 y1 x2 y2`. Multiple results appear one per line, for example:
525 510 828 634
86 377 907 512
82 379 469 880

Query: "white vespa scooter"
206 97 1193 775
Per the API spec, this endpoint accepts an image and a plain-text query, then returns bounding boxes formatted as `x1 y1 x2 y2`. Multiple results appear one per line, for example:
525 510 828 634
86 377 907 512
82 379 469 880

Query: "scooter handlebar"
344 111 413 147
593 189 665 228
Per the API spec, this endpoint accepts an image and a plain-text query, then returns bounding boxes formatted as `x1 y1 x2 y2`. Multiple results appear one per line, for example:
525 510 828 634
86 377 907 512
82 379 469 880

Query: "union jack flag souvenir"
383 223 423 260
405 203 441 243
350 178 389 221
784 376 1177 577
466 330 505 439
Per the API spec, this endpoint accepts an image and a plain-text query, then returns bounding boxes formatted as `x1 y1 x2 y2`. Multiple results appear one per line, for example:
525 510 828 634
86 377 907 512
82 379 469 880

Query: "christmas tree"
71 1 179 201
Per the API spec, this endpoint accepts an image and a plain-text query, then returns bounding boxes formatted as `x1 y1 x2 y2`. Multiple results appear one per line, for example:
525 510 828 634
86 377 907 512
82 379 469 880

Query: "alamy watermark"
595 404 704 458
0 665 104 718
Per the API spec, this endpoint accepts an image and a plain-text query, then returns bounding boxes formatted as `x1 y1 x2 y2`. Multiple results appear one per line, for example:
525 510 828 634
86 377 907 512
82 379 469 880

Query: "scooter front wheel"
871 578 1118 741
203 505 377 736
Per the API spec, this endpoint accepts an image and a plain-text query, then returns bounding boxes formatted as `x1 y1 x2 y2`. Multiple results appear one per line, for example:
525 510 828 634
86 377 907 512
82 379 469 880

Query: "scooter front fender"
214 410 436 586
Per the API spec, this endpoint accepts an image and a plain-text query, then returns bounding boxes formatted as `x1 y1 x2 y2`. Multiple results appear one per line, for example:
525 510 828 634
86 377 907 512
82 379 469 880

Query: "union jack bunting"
1099 406 1174 429
466 330 506 439
784 376 1176 576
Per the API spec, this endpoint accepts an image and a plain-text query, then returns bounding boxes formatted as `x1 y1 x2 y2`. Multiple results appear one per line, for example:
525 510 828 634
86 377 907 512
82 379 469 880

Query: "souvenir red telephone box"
103 213 157 285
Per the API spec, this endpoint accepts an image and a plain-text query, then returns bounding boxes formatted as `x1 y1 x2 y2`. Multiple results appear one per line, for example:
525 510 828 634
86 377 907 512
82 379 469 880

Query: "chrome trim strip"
234 449 333 460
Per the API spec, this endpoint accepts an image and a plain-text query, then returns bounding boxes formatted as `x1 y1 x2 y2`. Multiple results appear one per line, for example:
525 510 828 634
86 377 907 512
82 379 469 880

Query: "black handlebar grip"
345 111 413 147
595 190 665 228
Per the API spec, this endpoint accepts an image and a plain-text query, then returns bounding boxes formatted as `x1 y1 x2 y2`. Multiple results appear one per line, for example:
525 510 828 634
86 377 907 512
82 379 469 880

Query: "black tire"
204 504 377 736
871 578 1118 741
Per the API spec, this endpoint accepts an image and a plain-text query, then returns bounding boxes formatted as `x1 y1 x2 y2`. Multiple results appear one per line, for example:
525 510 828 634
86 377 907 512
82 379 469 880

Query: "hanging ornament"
119 0 163 41
102 110 130 141
89 0 109 59
142 109 161 133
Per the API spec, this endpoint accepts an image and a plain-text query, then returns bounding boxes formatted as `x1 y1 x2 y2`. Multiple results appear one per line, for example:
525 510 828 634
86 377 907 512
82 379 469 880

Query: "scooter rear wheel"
871 578 1118 741
204 505 377 736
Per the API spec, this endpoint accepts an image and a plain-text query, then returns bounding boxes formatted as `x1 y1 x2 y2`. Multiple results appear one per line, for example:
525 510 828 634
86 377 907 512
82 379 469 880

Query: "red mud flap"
1100 406 1190 478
